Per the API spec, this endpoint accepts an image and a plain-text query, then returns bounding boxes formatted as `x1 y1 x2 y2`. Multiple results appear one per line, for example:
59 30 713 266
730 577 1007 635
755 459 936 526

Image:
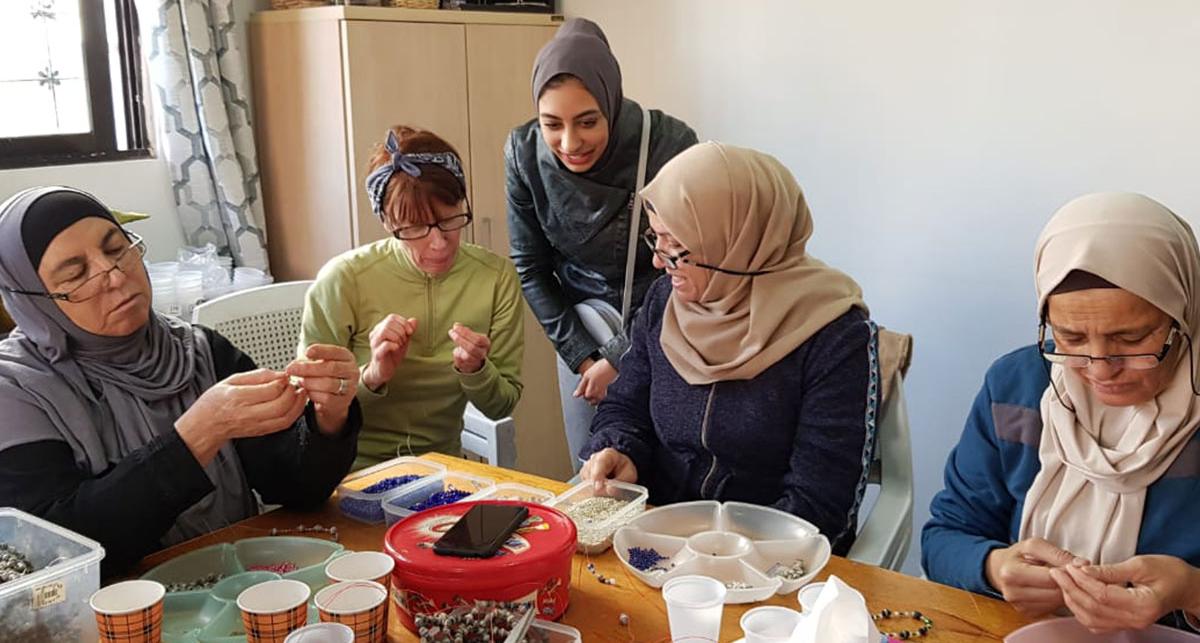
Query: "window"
0 0 148 169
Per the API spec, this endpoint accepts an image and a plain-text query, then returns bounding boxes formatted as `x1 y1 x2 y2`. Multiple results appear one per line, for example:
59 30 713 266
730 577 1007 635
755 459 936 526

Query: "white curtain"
136 0 270 271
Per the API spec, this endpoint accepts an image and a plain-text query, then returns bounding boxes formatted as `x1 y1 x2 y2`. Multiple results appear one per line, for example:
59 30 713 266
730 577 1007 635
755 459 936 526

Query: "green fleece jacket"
301 238 523 469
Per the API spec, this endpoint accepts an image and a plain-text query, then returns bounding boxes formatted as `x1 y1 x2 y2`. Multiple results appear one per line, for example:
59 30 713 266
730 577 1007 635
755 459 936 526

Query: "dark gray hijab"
527 18 698 244
0 186 254 546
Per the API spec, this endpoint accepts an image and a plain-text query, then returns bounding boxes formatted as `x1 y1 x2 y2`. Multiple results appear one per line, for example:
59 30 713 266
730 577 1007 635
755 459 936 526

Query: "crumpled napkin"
790 575 885 643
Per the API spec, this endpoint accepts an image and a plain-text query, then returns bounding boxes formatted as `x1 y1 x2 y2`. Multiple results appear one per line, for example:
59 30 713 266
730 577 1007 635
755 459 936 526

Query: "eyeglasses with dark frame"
1038 321 1179 371
641 229 767 277
2 232 147 304
392 212 473 241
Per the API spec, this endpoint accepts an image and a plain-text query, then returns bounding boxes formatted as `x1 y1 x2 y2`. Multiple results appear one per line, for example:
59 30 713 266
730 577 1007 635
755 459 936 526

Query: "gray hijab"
532 18 623 130
0 186 254 546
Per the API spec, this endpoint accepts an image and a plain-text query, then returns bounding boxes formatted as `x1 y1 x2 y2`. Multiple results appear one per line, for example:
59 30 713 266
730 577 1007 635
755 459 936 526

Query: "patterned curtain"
136 0 270 271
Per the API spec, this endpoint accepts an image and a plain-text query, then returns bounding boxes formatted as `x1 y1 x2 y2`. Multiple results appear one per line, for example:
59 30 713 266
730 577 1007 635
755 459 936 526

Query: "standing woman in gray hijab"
0 187 362 576
505 18 698 473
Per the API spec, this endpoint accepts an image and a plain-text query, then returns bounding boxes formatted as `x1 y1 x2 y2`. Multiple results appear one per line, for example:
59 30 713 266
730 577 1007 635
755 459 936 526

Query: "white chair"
847 371 915 571
191 281 517 467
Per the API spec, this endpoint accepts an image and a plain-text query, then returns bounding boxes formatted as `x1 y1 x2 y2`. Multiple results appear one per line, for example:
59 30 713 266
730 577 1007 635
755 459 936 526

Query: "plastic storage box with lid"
466 482 556 505
335 456 446 524
384 500 576 633
549 480 648 554
381 471 494 526
0 507 105 642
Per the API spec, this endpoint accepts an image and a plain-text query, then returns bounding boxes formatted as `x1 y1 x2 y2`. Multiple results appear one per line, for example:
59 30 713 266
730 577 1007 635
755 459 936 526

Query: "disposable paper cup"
662 575 726 642
740 606 802 643
90 580 166 643
797 581 826 612
314 580 388 643
325 551 394 589
283 622 354 643
237 579 311 643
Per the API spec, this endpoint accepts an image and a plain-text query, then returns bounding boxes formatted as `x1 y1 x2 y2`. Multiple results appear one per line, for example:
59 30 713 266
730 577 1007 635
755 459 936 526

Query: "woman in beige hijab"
923 193 1200 634
578 142 880 554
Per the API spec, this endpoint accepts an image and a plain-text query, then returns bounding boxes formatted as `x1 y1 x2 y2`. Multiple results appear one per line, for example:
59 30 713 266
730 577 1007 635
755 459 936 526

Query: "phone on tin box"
433 503 528 558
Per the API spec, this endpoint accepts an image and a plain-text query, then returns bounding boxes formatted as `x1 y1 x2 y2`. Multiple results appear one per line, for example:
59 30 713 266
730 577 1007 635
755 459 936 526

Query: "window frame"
0 0 150 170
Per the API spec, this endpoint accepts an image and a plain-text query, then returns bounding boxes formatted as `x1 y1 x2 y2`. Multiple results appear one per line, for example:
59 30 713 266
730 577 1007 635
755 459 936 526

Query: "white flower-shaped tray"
612 501 830 604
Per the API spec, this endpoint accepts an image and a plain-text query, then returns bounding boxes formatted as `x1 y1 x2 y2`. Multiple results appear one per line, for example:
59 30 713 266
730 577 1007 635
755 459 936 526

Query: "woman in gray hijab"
0 187 362 576
505 18 698 473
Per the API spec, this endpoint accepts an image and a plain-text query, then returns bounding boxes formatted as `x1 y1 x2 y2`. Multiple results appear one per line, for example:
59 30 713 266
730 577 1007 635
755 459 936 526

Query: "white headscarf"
1020 192 1200 564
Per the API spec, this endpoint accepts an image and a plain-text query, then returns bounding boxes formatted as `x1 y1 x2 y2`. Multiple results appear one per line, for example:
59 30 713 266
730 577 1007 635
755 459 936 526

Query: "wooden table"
138 454 1032 642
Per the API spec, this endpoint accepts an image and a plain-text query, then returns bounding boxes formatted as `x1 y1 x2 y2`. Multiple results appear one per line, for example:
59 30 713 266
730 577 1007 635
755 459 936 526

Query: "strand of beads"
872 608 933 640
414 600 531 642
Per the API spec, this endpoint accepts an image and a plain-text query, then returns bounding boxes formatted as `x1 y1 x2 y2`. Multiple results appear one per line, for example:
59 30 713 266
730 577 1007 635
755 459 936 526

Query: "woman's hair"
537 72 580 99
366 126 466 232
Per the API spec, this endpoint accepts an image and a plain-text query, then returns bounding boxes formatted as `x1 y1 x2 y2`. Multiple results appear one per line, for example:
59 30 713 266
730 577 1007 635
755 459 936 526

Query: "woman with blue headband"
302 126 524 469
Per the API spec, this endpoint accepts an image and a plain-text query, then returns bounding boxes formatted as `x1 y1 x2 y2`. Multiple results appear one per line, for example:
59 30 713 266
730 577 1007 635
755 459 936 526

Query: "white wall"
0 158 184 261
561 0 1200 574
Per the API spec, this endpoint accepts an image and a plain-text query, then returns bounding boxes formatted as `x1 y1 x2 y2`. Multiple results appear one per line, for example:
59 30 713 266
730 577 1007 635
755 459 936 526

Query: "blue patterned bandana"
365 130 466 220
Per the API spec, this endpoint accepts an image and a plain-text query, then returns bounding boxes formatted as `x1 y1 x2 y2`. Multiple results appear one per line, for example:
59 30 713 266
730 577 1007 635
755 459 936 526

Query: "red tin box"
384 501 576 633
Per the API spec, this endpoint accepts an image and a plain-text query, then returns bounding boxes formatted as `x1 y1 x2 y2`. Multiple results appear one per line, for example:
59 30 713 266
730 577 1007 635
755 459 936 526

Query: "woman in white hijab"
923 193 1200 634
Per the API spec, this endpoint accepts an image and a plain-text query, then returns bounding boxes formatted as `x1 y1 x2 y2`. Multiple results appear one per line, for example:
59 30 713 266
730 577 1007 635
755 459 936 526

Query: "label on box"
32 582 65 610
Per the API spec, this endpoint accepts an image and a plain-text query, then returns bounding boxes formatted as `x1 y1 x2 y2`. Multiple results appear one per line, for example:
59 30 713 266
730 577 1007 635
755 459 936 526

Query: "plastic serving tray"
612 501 830 604
141 537 344 642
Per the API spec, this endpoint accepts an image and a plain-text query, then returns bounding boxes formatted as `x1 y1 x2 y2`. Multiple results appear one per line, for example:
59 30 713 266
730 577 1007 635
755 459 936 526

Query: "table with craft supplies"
135 453 1033 642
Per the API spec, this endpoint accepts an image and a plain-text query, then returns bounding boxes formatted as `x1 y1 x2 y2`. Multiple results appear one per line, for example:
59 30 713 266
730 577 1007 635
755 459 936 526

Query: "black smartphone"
433 503 529 558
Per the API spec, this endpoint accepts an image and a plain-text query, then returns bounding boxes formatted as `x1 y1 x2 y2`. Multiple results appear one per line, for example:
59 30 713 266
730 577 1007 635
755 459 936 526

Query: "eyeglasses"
3 232 146 304
392 212 473 241
641 229 767 277
1038 321 1178 371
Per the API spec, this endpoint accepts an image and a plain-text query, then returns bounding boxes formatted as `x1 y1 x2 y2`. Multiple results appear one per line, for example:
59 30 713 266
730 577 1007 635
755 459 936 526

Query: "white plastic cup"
662 575 726 642
325 551 395 588
797 581 826 612
283 623 354 643
740 606 802 643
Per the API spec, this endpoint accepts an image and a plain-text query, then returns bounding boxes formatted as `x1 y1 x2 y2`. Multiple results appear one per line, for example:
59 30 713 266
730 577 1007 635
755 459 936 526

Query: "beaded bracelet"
872 608 933 640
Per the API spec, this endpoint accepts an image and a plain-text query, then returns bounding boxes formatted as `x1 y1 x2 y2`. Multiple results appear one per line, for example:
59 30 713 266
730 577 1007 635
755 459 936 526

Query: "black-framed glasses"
641 229 767 277
392 212 473 241
1038 321 1178 371
2 232 146 304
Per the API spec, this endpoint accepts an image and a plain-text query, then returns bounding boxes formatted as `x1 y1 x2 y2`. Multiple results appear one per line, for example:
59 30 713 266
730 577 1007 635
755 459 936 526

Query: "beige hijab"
640 142 867 385
1020 192 1200 564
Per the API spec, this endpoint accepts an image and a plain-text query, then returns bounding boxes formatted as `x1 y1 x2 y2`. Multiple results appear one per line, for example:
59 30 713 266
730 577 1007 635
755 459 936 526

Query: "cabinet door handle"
483 217 493 249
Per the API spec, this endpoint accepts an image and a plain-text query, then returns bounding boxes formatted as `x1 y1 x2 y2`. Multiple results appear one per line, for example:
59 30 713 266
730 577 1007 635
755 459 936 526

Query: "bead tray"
548 480 649 554
380 470 495 526
141 537 344 642
465 482 556 505
335 456 447 524
612 501 830 604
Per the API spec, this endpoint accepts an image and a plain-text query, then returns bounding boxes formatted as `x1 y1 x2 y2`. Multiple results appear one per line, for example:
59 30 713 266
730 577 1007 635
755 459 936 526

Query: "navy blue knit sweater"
582 276 878 555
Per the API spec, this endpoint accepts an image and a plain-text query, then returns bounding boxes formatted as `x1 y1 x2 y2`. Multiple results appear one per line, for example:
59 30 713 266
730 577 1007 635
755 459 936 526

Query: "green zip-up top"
301 238 524 469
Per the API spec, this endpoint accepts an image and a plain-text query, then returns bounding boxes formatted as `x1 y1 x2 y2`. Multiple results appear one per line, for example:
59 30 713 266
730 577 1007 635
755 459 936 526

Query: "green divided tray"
141 537 345 642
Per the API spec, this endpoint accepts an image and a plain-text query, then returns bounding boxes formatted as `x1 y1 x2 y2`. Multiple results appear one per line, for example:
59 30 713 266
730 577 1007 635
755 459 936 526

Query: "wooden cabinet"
249 7 571 480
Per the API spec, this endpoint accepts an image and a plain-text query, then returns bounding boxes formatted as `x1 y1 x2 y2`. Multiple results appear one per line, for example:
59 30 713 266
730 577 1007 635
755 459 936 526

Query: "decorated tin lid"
384 501 576 581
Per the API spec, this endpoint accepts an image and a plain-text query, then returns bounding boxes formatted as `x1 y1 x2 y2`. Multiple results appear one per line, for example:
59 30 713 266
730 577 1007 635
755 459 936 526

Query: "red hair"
366 126 466 232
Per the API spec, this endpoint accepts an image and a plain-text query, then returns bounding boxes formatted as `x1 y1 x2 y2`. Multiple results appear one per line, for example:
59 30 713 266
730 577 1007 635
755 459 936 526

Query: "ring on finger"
336 377 347 395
